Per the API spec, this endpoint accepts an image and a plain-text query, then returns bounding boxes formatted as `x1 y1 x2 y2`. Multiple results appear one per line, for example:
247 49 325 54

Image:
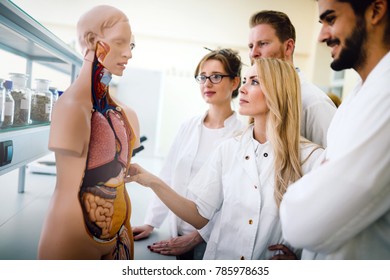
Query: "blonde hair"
253 58 302 207
77 5 129 55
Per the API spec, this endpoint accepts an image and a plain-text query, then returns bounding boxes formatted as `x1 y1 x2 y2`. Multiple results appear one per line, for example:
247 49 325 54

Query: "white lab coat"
298 69 336 148
280 51 390 259
188 126 323 260
143 111 245 237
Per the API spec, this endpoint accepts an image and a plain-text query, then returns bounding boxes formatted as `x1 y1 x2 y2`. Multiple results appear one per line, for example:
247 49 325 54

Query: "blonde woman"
127 58 323 259
132 48 244 260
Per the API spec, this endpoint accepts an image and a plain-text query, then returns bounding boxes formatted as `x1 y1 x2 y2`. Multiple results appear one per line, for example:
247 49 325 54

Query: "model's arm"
48 97 91 157
127 163 209 229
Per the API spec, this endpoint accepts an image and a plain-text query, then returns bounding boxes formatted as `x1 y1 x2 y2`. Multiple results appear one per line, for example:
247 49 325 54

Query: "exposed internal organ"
80 110 130 241
82 187 115 239
109 110 129 166
87 112 116 170
113 226 132 260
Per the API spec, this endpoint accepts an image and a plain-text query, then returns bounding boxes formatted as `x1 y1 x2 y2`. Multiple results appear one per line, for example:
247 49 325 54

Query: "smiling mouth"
326 39 340 57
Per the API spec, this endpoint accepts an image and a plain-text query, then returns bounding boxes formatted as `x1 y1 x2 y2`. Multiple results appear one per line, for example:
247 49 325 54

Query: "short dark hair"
338 0 376 15
336 0 389 45
249 10 296 43
194 48 242 98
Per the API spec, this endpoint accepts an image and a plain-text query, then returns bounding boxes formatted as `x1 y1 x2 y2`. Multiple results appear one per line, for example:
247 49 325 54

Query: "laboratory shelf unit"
0 0 82 192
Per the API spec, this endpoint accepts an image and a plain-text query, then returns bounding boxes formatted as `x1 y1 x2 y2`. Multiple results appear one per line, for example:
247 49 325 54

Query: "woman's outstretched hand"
125 163 158 187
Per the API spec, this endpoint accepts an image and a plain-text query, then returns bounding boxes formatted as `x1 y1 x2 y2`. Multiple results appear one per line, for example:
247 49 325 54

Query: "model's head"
77 5 134 76
248 10 296 62
194 48 242 105
318 0 389 71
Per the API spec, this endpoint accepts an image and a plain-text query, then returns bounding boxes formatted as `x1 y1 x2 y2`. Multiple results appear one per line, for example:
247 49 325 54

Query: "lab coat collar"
344 51 390 104
199 110 239 135
362 51 390 89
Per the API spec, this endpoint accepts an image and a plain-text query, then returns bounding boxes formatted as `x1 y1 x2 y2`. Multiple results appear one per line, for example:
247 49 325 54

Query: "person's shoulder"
299 139 323 152
228 112 246 130
300 80 330 99
221 125 250 148
52 92 91 128
110 97 139 127
112 98 141 147
183 114 204 125
299 82 336 111
174 114 205 133
299 139 324 168
120 103 139 123
49 95 92 156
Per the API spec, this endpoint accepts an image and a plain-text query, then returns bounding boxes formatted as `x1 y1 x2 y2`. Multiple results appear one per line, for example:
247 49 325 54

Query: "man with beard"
280 0 390 259
248 10 336 147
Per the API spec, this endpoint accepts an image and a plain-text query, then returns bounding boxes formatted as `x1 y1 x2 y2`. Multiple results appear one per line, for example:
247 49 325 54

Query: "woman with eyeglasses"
132 48 245 259
128 58 324 260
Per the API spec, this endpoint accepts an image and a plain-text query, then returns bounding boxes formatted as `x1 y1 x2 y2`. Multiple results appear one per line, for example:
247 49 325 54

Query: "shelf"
0 125 50 176
0 0 82 79
0 0 82 192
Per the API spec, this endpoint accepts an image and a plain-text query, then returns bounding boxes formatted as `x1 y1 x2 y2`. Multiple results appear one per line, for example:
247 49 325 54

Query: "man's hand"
268 244 298 260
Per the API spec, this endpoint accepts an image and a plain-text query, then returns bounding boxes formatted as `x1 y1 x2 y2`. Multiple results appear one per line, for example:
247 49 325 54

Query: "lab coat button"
249 219 253 225
245 155 250 160
254 185 258 189
263 153 268 157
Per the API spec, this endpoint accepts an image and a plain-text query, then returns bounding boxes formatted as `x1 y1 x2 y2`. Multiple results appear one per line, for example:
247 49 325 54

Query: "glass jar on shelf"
0 79 5 126
2 80 15 127
31 79 52 124
9 73 31 126
49 86 59 108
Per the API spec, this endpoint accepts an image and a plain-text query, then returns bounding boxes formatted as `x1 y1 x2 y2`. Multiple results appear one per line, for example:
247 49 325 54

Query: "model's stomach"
79 161 129 241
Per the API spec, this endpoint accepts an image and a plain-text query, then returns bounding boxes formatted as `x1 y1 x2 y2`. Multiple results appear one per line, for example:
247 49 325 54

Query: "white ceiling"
12 0 320 53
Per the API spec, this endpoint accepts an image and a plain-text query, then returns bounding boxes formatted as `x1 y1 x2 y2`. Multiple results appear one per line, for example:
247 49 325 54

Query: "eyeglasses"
195 74 232 84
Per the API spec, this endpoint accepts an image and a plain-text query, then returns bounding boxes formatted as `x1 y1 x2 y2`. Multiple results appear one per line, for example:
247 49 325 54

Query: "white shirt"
189 126 323 260
298 70 336 147
280 52 390 259
143 111 245 237
189 125 224 180
179 125 224 235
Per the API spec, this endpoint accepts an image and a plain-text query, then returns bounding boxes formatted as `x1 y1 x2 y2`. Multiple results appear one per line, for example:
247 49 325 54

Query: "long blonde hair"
253 58 302 207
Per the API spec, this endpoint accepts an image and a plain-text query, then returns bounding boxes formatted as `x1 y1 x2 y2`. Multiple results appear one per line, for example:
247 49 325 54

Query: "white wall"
10 0 355 157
